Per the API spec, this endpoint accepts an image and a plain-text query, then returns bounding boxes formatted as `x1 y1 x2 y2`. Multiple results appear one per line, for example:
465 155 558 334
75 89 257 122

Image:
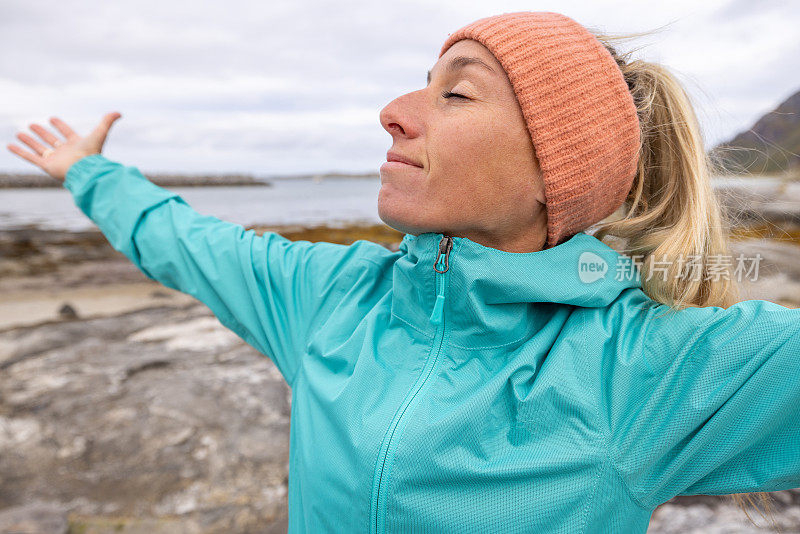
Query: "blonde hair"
585 24 780 531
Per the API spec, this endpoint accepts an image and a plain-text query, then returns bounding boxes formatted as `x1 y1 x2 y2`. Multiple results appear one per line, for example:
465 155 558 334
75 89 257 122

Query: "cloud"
1 0 797 174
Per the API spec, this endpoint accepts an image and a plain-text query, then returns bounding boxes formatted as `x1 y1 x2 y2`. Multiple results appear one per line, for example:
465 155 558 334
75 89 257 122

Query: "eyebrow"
426 55 497 85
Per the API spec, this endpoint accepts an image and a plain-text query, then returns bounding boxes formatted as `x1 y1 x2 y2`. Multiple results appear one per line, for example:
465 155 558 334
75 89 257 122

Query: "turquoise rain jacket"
64 154 800 533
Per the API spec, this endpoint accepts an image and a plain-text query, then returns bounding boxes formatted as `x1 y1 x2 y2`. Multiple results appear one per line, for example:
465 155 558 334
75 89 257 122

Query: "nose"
379 90 423 139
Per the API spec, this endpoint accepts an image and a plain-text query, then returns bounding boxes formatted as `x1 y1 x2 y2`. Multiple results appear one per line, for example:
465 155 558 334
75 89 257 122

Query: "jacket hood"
390 231 643 350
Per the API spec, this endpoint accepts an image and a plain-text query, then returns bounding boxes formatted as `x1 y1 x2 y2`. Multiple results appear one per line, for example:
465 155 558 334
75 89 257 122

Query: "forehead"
427 40 500 84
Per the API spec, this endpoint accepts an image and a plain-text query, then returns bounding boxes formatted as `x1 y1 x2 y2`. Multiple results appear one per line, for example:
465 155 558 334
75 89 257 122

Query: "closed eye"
441 90 469 100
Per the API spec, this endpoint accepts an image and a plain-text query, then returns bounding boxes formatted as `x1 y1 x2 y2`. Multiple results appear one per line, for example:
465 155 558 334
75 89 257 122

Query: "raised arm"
67 154 384 385
6 114 392 386
604 299 800 510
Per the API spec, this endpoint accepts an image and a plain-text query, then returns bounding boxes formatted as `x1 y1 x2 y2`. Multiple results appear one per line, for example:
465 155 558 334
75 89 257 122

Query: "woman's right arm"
8 113 394 387
63 153 377 387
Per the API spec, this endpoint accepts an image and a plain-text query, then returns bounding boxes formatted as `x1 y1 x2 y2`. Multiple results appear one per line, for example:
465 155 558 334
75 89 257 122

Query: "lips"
386 150 423 168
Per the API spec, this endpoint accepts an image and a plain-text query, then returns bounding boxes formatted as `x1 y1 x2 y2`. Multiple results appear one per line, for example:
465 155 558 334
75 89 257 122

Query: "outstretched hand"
6 112 123 182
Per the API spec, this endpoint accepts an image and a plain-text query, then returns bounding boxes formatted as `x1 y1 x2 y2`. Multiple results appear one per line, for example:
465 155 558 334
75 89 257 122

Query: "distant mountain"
709 89 800 176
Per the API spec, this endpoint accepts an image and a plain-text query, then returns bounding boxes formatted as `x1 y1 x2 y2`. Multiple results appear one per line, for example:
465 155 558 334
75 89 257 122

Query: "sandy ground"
0 282 196 331
0 222 404 332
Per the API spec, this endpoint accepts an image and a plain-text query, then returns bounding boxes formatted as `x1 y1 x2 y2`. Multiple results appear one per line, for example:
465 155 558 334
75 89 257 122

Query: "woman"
7 11 799 533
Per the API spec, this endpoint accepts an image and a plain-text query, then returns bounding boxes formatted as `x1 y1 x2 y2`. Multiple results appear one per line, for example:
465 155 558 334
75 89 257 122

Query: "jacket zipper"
429 235 453 325
370 235 453 533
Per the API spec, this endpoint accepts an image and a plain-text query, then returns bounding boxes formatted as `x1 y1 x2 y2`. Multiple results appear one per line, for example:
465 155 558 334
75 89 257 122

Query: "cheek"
428 120 493 187
432 120 537 218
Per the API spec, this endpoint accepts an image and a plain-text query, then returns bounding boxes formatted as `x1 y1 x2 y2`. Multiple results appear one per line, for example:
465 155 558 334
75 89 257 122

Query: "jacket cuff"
64 153 116 195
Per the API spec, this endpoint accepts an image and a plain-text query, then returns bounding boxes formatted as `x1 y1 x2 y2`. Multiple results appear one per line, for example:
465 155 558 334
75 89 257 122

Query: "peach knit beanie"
439 11 641 249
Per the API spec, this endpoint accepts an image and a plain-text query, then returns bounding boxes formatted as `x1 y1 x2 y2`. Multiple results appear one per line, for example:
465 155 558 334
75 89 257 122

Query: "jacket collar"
390 231 643 350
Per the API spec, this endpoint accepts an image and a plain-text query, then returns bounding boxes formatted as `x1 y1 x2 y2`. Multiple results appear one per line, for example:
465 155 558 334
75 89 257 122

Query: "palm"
5 112 122 182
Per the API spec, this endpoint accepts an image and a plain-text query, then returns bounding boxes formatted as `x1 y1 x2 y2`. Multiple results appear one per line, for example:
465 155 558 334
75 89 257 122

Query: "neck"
443 211 548 253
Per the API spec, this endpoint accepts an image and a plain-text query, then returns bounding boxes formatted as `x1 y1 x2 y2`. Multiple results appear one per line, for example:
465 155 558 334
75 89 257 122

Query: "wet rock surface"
0 302 291 533
0 501 69 533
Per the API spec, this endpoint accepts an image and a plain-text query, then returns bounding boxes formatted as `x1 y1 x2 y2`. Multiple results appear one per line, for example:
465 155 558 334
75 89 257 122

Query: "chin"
378 208 414 235
378 196 425 236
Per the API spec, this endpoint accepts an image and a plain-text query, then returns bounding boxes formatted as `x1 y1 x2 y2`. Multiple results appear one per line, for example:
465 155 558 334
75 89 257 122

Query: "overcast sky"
1 0 797 176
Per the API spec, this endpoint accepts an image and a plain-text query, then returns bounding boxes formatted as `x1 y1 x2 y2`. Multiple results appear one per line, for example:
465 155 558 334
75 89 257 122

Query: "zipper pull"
429 236 453 325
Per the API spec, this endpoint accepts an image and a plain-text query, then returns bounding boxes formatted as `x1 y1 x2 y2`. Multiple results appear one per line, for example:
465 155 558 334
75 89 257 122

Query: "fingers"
29 122 66 148
49 116 79 141
15 131 50 156
6 143 43 167
87 111 122 146
102 111 123 131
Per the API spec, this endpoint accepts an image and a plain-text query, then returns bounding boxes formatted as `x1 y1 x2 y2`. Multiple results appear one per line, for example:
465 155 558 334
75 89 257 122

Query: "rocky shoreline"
1 209 799 531
0 171 272 188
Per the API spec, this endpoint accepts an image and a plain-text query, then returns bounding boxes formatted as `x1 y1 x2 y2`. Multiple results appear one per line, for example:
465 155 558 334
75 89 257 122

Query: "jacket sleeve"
63 153 381 387
605 298 800 510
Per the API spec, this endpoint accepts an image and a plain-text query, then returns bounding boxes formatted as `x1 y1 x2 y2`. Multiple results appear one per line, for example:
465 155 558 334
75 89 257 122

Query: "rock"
0 303 290 533
729 238 800 308
58 302 79 319
0 501 69 534
648 491 800 533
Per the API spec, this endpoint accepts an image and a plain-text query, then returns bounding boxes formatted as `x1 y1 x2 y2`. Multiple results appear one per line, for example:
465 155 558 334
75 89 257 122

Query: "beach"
0 222 403 331
1 179 799 532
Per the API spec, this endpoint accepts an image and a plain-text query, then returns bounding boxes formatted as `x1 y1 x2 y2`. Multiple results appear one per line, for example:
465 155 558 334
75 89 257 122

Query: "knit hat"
439 11 641 249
